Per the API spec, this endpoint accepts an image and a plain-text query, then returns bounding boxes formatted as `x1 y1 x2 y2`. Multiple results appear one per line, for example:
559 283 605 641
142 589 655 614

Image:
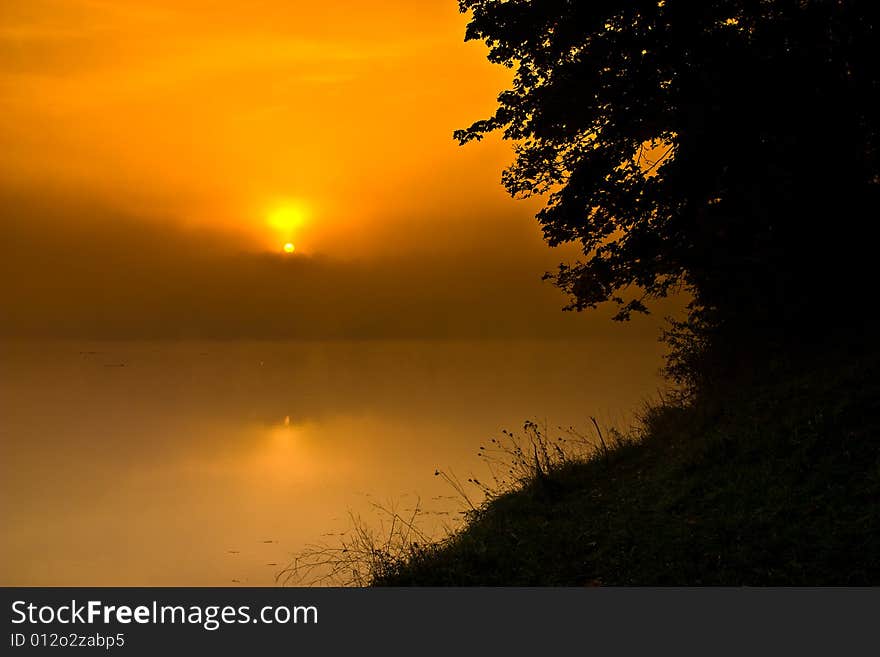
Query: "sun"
268 202 309 233
267 200 309 254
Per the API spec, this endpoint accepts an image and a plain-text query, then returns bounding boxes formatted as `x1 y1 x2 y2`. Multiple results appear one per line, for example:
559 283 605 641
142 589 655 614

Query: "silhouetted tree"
457 0 879 385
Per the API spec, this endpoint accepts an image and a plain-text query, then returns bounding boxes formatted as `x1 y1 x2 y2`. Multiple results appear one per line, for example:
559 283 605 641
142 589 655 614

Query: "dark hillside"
376 347 880 585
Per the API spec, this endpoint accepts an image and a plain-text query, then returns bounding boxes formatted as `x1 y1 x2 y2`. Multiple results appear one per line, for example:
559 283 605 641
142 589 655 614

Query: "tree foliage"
457 0 879 351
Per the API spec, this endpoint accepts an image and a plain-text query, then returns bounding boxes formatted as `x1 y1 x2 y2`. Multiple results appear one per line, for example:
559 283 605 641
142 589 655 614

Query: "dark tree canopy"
457 0 879 353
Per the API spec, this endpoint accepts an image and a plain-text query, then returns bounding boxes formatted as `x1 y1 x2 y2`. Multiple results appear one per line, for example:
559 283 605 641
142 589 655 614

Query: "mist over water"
1 338 664 585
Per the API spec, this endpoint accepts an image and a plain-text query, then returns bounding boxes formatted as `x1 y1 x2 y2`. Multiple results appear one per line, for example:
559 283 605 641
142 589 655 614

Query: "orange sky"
0 0 676 339
0 0 527 254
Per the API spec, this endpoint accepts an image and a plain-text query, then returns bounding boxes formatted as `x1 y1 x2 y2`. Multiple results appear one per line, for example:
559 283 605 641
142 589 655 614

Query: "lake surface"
0 339 665 585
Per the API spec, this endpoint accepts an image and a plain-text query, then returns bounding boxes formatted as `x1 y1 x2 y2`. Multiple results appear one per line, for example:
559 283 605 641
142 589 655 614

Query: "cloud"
0 187 670 339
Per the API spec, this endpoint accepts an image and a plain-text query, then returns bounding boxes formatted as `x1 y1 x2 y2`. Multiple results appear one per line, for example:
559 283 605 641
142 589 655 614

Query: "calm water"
1 339 664 585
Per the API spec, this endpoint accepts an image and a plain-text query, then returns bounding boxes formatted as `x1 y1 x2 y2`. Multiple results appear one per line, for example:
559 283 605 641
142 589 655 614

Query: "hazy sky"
0 0 669 338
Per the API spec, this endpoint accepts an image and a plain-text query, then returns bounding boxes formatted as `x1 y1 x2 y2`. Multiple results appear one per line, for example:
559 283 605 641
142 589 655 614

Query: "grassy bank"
373 349 880 585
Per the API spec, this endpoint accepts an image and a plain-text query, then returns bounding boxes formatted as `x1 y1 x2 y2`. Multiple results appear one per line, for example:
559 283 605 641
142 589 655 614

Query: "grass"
367 346 880 586
276 501 432 587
